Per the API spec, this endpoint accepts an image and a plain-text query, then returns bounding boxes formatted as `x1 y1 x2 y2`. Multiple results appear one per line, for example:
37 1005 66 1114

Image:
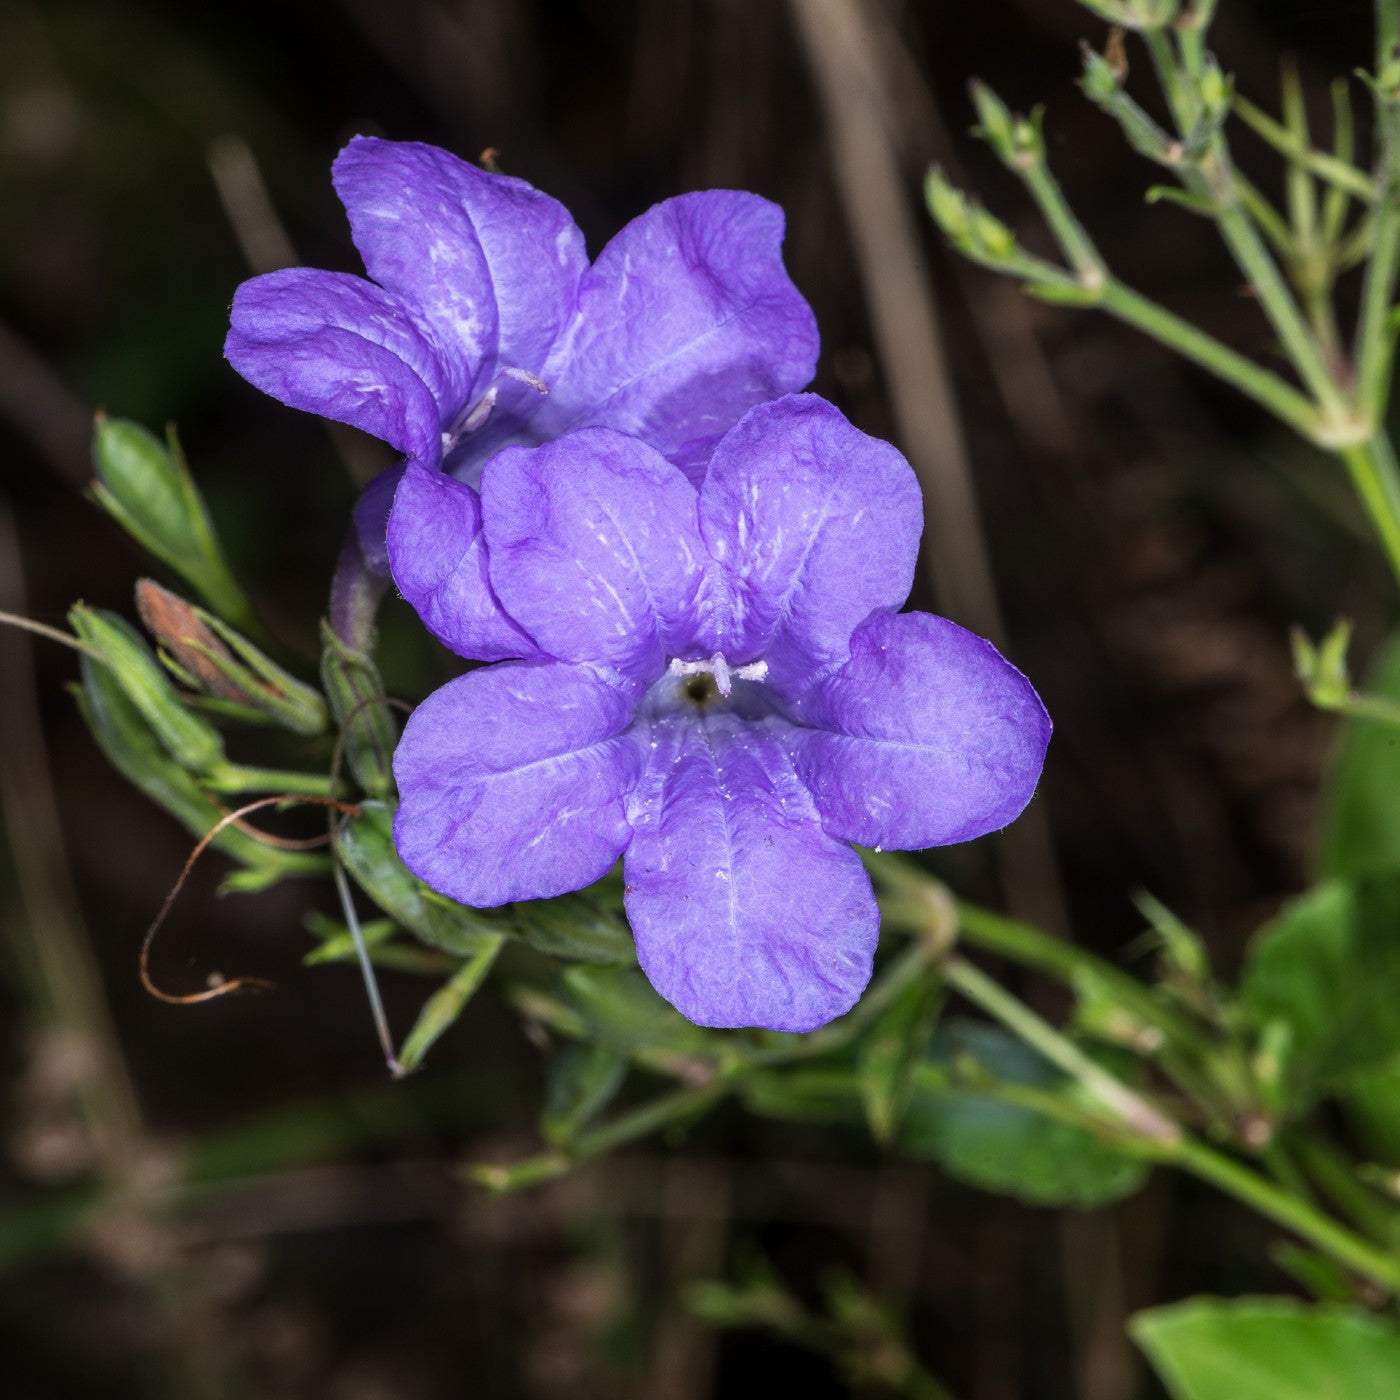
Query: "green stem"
942 955 1181 1143
1019 160 1106 284
203 763 334 796
1353 94 1400 423
1338 430 1400 589
1166 1137 1400 1292
1097 280 1321 437
1231 95 1376 204
1206 163 1348 414
469 1080 728 1195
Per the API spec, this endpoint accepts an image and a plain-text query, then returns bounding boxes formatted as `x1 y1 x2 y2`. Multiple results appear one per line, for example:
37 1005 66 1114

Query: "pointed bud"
1076 0 1178 30
69 604 224 774
135 580 326 735
90 417 256 631
969 81 1017 163
1293 619 1353 710
924 167 971 240
72 651 319 887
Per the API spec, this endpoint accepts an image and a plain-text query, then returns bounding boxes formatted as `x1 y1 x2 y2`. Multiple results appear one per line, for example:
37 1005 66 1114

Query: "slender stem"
1145 29 1196 132
0 608 97 657
1314 688 1400 727
332 857 401 1076
1231 94 1376 204
1353 92 1400 424
1207 164 1348 414
1167 1138 1400 1292
1097 280 1321 436
942 956 1181 1143
1339 430 1400 589
203 763 334 797
945 893 1216 1059
1019 160 1105 285
469 1081 728 1195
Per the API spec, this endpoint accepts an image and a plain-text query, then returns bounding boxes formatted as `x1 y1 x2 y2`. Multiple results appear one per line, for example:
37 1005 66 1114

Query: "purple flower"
389 395 1051 1032
224 137 817 582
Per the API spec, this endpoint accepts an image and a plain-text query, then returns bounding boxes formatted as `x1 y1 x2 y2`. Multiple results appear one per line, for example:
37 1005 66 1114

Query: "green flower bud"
90 416 256 632
1292 619 1353 710
72 651 321 890
135 579 326 736
1080 43 1125 106
1076 0 1178 30
69 604 224 774
1197 54 1231 117
966 203 1019 261
924 167 971 240
969 81 1017 163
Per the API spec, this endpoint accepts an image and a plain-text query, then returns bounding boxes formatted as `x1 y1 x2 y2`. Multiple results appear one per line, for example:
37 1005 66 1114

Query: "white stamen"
668 652 766 699
500 365 550 395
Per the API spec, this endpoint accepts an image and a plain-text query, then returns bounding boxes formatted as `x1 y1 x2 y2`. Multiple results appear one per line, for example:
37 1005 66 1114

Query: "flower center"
668 653 768 702
440 365 550 454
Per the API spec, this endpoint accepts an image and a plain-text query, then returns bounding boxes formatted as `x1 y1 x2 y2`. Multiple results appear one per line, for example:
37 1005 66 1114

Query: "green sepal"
510 882 636 965
333 799 508 955
72 656 320 889
540 1041 629 1147
70 605 224 774
319 621 397 797
857 976 941 1145
396 935 505 1073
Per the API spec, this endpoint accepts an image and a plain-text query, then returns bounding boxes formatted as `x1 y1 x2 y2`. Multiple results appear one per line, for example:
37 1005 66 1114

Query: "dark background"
0 1 1385 1396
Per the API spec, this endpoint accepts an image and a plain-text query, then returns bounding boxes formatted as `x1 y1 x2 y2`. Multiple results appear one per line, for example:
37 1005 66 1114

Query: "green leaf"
540 1042 629 1147
1318 630 1400 878
559 966 715 1053
738 1067 865 1126
1238 877 1400 1109
1132 1297 1400 1400
397 935 504 1073
901 1020 1147 1207
1339 1060 1400 1164
511 888 635 965
334 801 507 956
857 978 940 1145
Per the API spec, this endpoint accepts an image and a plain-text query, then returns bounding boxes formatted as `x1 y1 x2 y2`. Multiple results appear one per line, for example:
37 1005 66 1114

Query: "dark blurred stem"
789 0 1069 935
0 496 145 1161
328 526 389 651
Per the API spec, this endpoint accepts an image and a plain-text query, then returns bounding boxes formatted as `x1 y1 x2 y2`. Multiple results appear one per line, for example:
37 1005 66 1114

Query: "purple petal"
536 191 818 483
393 660 639 906
352 464 404 576
480 430 715 682
791 612 1052 850
225 268 460 464
624 711 879 1031
333 136 587 381
386 462 540 661
700 395 924 694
